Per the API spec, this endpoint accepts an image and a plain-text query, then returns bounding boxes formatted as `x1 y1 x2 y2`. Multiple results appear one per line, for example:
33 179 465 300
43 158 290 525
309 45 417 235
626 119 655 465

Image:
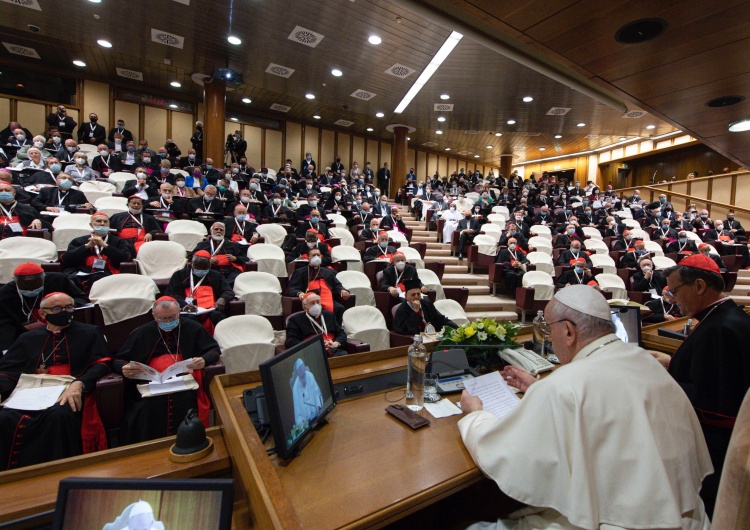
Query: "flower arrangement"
438 318 522 369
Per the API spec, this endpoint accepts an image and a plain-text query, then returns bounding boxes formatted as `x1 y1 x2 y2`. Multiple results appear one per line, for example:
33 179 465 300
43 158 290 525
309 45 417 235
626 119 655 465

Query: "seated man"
31 172 91 213
620 239 649 268
146 182 185 218
121 168 158 199
188 184 225 216
363 231 398 262
288 229 333 267
193 222 248 286
612 229 634 251
459 285 712 530
359 219 381 242
165 251 233 333
379 205 407 233
0 182 43 239
632 258 667 293
90 143 121 176
379 251 428 298
553 224 583 249
394 278 457 335
664 230 697 255
109 195 163 252
495 237 528 292
556 240 592 267
62 212 135 291
295 208 330 240
286 292 347 357
0 292 109 469
705 219 750 268
263 193 293 222
287 248 350 322
224 203 259 245
555 257 596 288
697 242 726 272
456 210 482 260
644 286 682 323
0 263 86 348
113 296 221 444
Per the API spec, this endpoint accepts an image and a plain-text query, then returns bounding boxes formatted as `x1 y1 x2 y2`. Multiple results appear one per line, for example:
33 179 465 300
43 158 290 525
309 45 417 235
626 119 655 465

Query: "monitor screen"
610 305 642 346
52 478 233 530
259 334 336 460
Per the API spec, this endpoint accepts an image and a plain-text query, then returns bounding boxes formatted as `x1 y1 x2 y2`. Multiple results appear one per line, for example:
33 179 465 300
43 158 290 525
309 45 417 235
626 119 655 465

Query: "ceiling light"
242 98 251 103
368 35 382 45
227 36 242 45
728 119 750 132
619 136 627 141
646 124 656 129
440 94 450 100
507 119 516 125
169 104 178 109
366 127 374 132
539 147 546 151
407 136 411 140
577 122 586 127
436 130 443 135
88 0 101 3
394 31 463 114
615 18 668 44
313 115 321 119
230 117 238 121
437 117 446 122
486 145 493 149
72 60 86 67
495 132 502 137
305 93 315 100
376 112 385 118
445 148 451 151
706 95 745 108
97 39 112 48
522 96 533 102
474 155 480 158
331 69 343 77
170 81 181 88
554 134 562 139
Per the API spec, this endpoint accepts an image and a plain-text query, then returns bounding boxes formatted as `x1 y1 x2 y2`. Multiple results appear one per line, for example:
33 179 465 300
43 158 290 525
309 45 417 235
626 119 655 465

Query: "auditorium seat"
107 172 134 194
283 311 369 354
526 251 554 276
582 226 603 240
342 306 390 351
387 230 409 245
94 196 128 217
52 213 94 251
164 219 207 251
530 225 553 241
528 236 553 255
214 315 277 373
79 180 115 204
486 214 506 229
0 237 58 284
397 245 425 269
516 271 555 324
247 243 287 278
417 268 446 300
466 234 498 273
328 226 355 247
231 271 283 328
331 245 364 272
480 223 502 243
336 270 376 307
433 299 470 326
255 223 288 247
596 273 628 300
590 254 617 275
584 238 609 255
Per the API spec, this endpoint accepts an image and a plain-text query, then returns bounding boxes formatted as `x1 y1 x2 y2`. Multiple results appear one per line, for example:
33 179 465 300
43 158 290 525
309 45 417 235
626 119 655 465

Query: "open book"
130 360 199 397
129 360 194 383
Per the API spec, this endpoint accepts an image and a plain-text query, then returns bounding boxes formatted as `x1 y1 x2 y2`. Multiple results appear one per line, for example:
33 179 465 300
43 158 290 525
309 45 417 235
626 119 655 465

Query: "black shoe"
458 254 463 260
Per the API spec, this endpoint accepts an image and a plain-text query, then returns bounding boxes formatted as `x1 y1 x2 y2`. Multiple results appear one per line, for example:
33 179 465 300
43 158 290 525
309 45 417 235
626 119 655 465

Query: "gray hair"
153 299 179 312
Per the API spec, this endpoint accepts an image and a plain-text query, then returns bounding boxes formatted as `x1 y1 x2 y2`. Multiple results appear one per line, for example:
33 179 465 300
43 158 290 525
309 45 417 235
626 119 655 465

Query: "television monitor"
610 305 643 346
259 334 336 460
52 478 233 530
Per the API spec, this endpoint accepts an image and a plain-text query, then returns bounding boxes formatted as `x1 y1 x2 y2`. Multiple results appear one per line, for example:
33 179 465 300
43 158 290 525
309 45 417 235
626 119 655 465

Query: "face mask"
159 319 179 332
508 244 516 250
574 267 584 274
311 216 319 224
394 261 406 272
273 199 281 206
34 141 44 149
158 153 167 158
660 197 666 203
193 268 209 278
219 185 227 192
308 303 322 318
278 184 285 189
15 134 25 141
59 179 74 190
450 206 456 210
161 193 172 200
75 158 86 166
52 137 61 144
678 237 687 244
585 210 591 215
636 249 645 255
92 225 110 236
642 265 652 272
161 168 170 175
306 184 313 190
309 256 322 267
729 216 735 221
0 192 14 202
176 181 186 188
571 248 580 254
374 193 380 198
239 196 250 204
188 154 196 160
142 157 151 164
701 215 708 220
45 311 74 327
136 172 147 181
206 165 213 170
118 125 124 130
204 194 215 201
99 150 108 157
583 201 589 206
232 168 239 174
625 236 632 242
379 241 388 249
250 183 258 190
567 229 575 235
306 156 312 162
129 207 142 215
465 215 472 220
540 212 546 216
309 200 317 208
509 231 516 236
335 195 341 201
717 224 724 231
127 146 136 152
90 117 98 123
19 286 44 297
67 146 78 153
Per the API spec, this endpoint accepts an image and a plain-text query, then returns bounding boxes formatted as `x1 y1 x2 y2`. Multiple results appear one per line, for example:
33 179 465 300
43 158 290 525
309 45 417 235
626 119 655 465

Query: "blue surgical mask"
565 209 571 214
0 192 14 202
311 216 319 224
92 225 110 236
236 214 247 222
193 268 209 278
309 200 317 208
50 164 62 173
574 267 584 274
159 153 167 158
160 168 169 174
59 179 74 190
206 165 213 170
19 286 44 297
379 241 388 249
159 319 179 332
567 229 575 235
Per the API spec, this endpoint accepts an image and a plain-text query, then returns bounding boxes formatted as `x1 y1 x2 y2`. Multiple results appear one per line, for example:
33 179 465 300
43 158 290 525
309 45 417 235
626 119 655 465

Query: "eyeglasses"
665 281 693 299
539 318 577 334
42 305 75 314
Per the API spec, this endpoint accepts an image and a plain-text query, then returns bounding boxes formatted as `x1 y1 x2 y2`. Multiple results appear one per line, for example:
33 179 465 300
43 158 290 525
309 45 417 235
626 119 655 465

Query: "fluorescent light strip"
394 31 463 114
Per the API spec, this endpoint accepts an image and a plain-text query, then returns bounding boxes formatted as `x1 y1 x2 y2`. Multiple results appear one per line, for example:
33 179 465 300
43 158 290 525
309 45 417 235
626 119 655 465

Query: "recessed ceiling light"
554 134 562 139
242 98 251 104
522 96 533 102
437 117 446 122
368 35 382 45
539 147 546 151
170 81 181 88
507 119 516 125
729 119 750 132
619 136 627 141
445 148 451 151
495 132 502 137
706 95 745 108
577 122 586 127
474 155 480 158
227 36 242 45
97 39 112 48
72 60 86 67
230 117 238 121
436 130 443 135
331 69 343 77
366 127 374 132
486 145 493 149
615 18 668 44
169 104 178 109
313 115 321 119
440 94 450 100
646 124 656 129
305 93 315 100
88 0 101 3
407 136 411 140
376 112 385 118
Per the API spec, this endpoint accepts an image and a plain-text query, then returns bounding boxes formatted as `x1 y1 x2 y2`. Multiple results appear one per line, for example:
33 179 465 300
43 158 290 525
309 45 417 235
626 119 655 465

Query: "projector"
212 67 243 85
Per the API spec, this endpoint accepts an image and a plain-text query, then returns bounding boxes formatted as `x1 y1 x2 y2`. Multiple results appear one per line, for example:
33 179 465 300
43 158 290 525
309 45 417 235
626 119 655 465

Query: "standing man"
191 121 204 161
77 113 106 145
46 105 77 141
107 118 134 145
377 162 391 196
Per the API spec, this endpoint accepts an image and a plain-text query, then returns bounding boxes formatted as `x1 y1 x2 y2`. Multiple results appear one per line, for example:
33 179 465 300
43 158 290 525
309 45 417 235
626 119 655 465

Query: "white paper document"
130 359 193 383
462 371 520 420
1 385 66 411
147 379 188 395
180 306 212 316
424 398 463 419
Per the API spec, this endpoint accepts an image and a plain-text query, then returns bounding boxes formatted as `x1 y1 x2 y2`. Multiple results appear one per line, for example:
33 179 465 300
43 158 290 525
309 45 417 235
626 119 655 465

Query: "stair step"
445 265 469 274
739 270 750 278
465 311 519 322
730 286 750 296
411 230 433 237
442 273 489 285
427 249 452 257
450 285 490 295
412 236 438 243
424 256 460 264
465 295 516 311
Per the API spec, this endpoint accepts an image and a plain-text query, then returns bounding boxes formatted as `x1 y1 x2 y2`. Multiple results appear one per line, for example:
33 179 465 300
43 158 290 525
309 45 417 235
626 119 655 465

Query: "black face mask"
45 312 74 327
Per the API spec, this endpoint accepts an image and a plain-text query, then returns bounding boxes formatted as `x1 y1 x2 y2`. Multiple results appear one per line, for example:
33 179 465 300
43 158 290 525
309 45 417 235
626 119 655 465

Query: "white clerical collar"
571 333 620 363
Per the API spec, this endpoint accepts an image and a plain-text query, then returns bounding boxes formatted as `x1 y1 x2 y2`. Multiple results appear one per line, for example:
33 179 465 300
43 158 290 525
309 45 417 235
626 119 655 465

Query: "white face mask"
308 303 322 318
99 150 108 157
75 158 85 165
52 137 61 144
508 244 516 250
309 255 322 267
395 261 406 271
34 141 44 149
176 181 186 187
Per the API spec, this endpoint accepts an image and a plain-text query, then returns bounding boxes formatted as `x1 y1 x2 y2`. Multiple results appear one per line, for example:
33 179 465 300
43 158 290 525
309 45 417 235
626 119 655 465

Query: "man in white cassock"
458 284 713 530
292 358 323 425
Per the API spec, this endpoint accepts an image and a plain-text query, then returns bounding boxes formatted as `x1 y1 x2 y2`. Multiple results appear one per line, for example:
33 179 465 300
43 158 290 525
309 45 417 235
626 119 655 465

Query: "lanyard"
203 199 213 212
160 197 171 209
189 272 207 299
93 235 108 258
58 191 68 206
209 239 224 256
0 202 16 221
128 213 144 234
101 155 110 168
235 219 246 236
509 249 518 261
306 314 328 336
661 298 675 315
18 290 41 322
271 204 281 216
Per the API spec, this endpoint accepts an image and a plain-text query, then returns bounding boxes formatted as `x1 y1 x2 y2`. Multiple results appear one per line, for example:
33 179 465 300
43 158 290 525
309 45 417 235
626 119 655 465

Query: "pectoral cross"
36 363 49 374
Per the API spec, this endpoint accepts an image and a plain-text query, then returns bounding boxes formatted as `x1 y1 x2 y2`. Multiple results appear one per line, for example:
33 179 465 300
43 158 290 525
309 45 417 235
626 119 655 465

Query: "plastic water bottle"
683 318 694 335
532 310 547 356
406 335 427 411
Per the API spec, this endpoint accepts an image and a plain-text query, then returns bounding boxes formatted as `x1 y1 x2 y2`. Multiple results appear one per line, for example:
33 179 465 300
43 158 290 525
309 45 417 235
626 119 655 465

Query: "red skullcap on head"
679 253 721 274
393 251 404 257
379 231 388 237
698 243 710 250
663 285 670 291
193 250 211 259
90 212 108 219
128 194 143 200
574 257 586 265
41 291 66 301
623 230 631 235
301 292 317 301
14 262 44 276
154 296 177 304
306 229 318 234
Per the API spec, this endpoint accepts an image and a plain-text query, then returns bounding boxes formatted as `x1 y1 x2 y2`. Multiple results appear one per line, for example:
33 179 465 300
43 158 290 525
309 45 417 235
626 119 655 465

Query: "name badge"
8 222 23 233
59 121 66 127
185 297 195 305
92 259 106 270
89 132 94 138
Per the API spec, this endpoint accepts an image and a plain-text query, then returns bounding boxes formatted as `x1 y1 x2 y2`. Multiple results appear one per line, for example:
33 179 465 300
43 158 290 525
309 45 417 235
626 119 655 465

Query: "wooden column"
391 126 409 196
500 154 514 180
204 80 226 166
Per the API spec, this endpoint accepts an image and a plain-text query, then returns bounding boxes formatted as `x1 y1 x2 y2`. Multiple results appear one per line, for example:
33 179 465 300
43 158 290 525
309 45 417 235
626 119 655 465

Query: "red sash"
47 363 108 454
308 277 334 312
118 227 145 251
85 253 118 274
212 253 243 272
149 352 210 428
185 285 216 334
230 233 244 243
719 235 731 242
569 250 590 265
303 333 335 356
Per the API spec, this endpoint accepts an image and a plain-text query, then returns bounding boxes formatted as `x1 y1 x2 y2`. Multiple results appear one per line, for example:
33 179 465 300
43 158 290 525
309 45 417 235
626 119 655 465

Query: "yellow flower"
486 324 497 334
464 325 476 338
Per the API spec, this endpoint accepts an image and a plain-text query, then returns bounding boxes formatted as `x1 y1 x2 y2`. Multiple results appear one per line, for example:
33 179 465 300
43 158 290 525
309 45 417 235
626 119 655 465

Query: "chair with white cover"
398 246 425 269
94 196 128 217
433 299 470 326
596 273 627 300
486 214 506 229
615 208 633 219
329 226 355 247
387 230 408 244
630 228 650 241
170 169 188 178
165 219 207 251
474 234 498 257
590 254 617 275
584 238 610 255
107 172 133 194
133 241 187 280
481 223 503 243
0 237 58 284
342 306 389 351
530 225 553 241
652 255 677 270
623 219 642 230
319 186 331 194
246 244 286 278
582 226 603 240
528 236 553 255
327 213 348 230
521 271 555 301
417 268 445 300
336 270 375 306
89 274 159 325
465 192 480 203
644 240 665 257
491 205 510 219
76 144 98 154
78 180 115 204
233 271 283 316
255 223 287 248
331 245 364 272
214 315 276 374
526 251 554 276
685 231 703 245
52 213 94 251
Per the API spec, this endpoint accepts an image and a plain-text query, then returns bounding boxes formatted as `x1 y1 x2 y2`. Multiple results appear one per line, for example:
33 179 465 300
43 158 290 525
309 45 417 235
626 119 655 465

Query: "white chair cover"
630 228 651 242
582 226 603 240
164 220 207 252
89 274 159 325
530 225 553 241
247 244 287 277
652 256 677 270
329 226 355 248
52 213 94 251
417 268 445 300
481 223 503 243
170 169 188 177
255 223 288 248
615 208 633 219
491 205 510 219
133 241 187 280
623 219 641 230
214 315 276 374
398 246 425 269
78 180 115 204
107 172 133 194
433 299 470 326
590 254 617 275
685 231 703 244
331 246 364 272
584 238 610 255
342 306 390 351
465 192 480 202
596 273 627 300
0 237 58 284
473 234 498 257
387 230 408 244
644 240 665 257
487 214 506 229
528 236 553 255
336 270 375 307
76 144 98 153
94 196 128 217
319 186 331 194
522 271 554 301
233 271 283 316
526 251 554 276
327 214 348 230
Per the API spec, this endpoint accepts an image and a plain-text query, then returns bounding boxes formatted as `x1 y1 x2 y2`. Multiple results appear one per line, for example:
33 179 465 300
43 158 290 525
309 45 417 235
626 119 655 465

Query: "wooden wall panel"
448 158 458 175
114 100 140 143
337 133 351 170
143 106 167 148
304 126 319 168
82 80 110 129
366 139 379 167
417 151 427 179
407 148 416 172
320 129 335 171
265 129 283 169
380 142 391 172
224 121 235 143
170 111 193 155
285 122 302 166
427 153 438 176
352 136 365 170
245 126 263 167
711 176 733 205
438 155 448 177
16 101 46 139
0 98 10 133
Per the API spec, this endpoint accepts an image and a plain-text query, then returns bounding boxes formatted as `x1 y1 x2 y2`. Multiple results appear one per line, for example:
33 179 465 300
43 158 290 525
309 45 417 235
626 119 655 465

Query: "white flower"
477 323 484 330
477 331 488 341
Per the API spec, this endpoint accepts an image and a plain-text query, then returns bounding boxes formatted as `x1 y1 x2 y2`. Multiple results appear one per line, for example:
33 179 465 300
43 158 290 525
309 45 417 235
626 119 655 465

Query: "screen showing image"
611 306 642 346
